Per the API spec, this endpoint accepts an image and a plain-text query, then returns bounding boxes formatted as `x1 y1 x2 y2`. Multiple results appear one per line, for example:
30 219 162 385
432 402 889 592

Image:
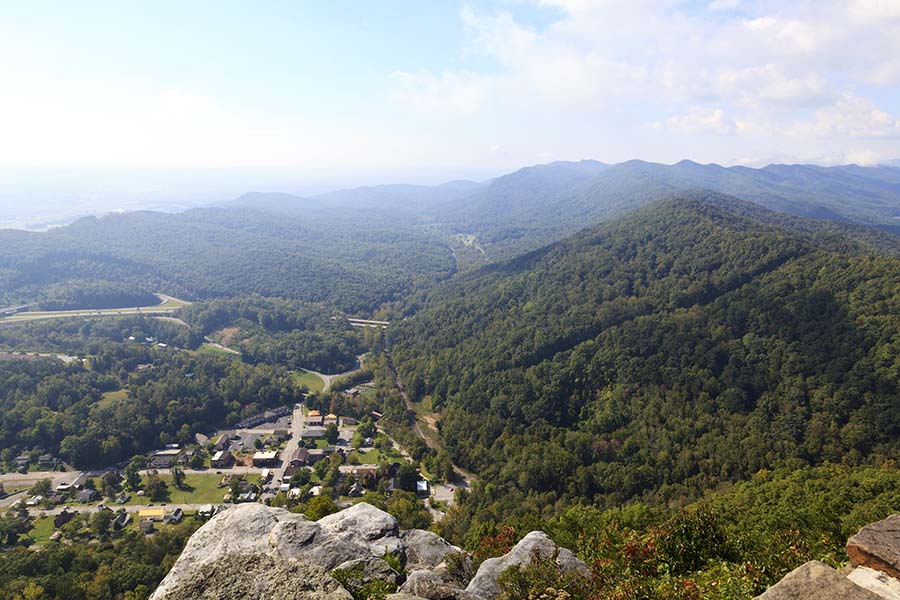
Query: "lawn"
27 516 56 544
197 343 241 358
293 370 325 393
125 473 229 505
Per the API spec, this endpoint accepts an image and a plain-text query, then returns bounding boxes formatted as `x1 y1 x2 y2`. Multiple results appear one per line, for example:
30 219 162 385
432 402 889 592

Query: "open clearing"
293 370 325 393
125 473 230 505
0 293 191 325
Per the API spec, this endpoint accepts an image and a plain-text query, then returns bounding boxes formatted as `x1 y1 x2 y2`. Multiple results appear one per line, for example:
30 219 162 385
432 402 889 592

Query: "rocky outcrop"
754 561 880 600
151 502 588 600
847 515 900 581
464 531 591 600
757 514 900 600
157 553 353 600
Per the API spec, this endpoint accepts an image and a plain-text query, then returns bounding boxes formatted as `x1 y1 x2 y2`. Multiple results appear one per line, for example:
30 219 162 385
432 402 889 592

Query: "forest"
0 348 304 468
388 198 900 530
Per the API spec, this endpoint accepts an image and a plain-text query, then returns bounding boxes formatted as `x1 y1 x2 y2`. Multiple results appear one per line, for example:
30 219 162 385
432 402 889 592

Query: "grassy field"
197 343 241 358
100 389 129 406
27 516 56 544
293 370 325 393
124 473 230 505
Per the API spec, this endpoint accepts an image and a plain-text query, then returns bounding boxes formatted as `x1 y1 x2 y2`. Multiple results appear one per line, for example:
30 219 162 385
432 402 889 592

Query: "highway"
0 293 190 326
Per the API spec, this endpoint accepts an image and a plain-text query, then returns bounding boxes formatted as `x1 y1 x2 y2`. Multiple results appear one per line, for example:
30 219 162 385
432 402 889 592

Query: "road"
384 352 476 487
17 502 228 517
303 354 367 392
0 293 191 326
273 403 305 484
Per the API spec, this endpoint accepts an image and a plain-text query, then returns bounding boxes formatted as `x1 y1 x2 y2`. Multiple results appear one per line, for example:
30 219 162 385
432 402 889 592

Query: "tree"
397 463 419 493
229 478 243 503
290 469 311 487
190 452 205 469
172 467 186 490
325 423 340 444
90 510 114 537
143 474 168 501
124 457 144 491
434 451 455 483
29 479 52 497
304 495 338 521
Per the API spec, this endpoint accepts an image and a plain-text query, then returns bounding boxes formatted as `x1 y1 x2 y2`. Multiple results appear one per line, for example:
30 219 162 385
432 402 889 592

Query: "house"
14 455 30 469
140 519 155 534
303 426 327 440
348 482 365 497
55 483 74 494
139 508 165 521
38 453 57 469
260 468 271 482
198 505 218 519
177 448 196 465
342 417 359 426
323 413 339 426
48 494 66 505
115 492 131 504
304 410 324 427
306 449 327 464
54 509 76 528
252 450 279 467
213 433 231 452
273 429 290 441
164 508 183 524
290 448 309 467
113 512 132 530
344 465 378 479
49 531 63 542
416 479 430 499
210 450 233 468
25 495 44 506
147 448 182 469
76 489 99 503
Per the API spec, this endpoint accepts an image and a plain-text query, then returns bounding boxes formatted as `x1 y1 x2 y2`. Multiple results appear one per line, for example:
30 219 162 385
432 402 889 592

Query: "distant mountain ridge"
230 159 900 261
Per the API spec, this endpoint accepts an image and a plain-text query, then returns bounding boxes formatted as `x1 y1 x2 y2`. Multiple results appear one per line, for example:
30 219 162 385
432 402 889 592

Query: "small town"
0 394 458 544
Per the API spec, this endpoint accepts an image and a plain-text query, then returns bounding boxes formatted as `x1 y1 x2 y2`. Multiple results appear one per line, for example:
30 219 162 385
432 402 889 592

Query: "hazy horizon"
4 156 899 231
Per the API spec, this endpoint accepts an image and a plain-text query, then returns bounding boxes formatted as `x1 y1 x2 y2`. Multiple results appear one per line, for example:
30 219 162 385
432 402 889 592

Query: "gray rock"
151 504 300 600
464 531 590 600
847 514 900 580
335 557 402 586
319 501 399 540
398 569 459 600
386 594 430 600
754 560 881 600
156 553 352 600
402 529 464 571
152 503 405 600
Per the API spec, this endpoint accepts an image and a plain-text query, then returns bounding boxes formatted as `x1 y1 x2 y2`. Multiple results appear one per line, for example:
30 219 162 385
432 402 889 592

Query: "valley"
2 162 900 600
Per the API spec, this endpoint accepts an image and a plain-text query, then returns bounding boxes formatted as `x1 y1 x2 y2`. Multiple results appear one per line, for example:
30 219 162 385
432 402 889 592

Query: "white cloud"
790 93 900 139
665 108 736 135
390 70 489 115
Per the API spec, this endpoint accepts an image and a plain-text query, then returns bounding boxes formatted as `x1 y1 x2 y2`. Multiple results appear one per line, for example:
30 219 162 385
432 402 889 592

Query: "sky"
1 0 899 205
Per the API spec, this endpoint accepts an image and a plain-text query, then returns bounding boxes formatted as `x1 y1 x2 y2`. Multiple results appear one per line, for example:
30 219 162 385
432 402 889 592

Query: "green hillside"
388 198 900 524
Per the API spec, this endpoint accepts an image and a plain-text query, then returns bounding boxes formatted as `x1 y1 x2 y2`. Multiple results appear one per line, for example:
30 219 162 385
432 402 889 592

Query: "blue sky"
1 0 899 180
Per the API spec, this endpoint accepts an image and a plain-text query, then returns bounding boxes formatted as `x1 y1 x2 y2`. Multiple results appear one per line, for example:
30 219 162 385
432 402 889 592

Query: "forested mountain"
0 205 455 312
2 160 898 314
388 197 900 527
436 160 900 260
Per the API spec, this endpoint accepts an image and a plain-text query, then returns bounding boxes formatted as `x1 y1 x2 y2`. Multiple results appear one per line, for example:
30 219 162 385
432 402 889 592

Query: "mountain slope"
0 204 455 312
441 160 900 260
388 197 900 518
